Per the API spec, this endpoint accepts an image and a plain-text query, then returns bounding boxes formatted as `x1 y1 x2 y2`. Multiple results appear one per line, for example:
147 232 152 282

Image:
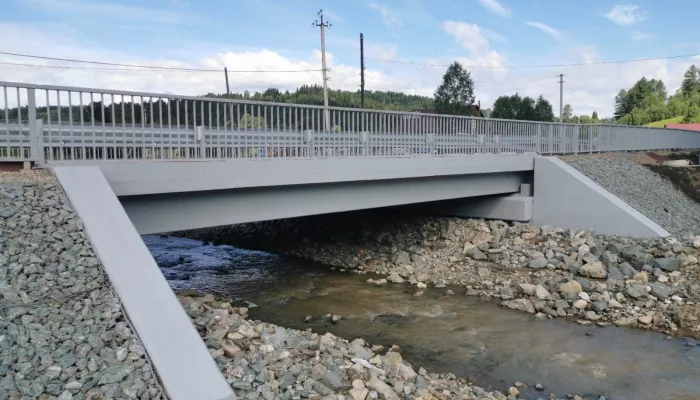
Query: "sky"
2 0 700 117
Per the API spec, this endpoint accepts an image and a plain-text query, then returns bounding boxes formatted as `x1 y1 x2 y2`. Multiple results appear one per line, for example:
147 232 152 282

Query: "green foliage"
239 113 266 129
534 95 554 122
491 93 554 122
614 77 667 120
682 105 700 123
681 65 700 97
433 62 476 115
591 111 599 121
562 104 573 122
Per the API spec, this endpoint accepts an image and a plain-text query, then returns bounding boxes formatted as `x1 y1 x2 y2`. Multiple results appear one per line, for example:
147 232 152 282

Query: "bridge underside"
120 171 529 234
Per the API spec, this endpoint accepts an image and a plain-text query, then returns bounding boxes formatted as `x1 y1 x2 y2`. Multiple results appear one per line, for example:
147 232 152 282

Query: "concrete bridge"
3 80 700 400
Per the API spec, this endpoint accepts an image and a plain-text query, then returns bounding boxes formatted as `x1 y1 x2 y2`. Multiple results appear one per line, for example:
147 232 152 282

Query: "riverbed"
145 235 700 400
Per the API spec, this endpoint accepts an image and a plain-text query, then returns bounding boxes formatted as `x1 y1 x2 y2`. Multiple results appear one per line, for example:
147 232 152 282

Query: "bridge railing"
1 80 700 163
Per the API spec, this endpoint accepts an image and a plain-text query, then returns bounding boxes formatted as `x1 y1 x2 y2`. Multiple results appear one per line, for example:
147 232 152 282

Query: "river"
145 235 700 400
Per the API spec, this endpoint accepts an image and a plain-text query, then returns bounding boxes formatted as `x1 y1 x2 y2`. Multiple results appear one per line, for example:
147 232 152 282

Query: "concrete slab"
532 157 669 237
72 154 535 196
430 194 533 222
52 166 235 400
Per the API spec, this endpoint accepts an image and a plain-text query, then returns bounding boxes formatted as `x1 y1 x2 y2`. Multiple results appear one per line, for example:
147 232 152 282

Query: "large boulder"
501 299 536 314
559 280 583 296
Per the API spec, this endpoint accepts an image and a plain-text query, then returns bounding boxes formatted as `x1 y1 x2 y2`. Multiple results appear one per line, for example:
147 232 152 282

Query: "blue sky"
2 0 699 116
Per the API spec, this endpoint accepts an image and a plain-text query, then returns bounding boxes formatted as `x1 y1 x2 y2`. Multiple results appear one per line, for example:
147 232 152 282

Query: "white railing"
1 81 699 163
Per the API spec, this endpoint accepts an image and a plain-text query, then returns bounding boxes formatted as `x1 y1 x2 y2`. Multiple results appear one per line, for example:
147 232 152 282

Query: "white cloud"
603 4 646 26
368 3 402 31
477 0 512 18
442 21 491 56
631 29 652 41
1 22 694 119
525 21 563 42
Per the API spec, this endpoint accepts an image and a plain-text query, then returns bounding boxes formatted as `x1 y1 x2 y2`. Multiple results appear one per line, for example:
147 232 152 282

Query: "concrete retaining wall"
52 166 235 400
532 156 669 237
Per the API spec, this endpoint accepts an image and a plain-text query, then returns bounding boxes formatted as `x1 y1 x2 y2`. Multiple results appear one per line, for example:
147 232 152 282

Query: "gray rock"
535 285 551 300
387 273 404 284
465 246 488 261
591 300 608 312
607 266 624 281
650 282 671 300
501 299 536 314
394 251 410 264
626 284 646 299
528 259 548 269
650 258 678 272
619 262 636 277
600 251 618 266
366 375 399 400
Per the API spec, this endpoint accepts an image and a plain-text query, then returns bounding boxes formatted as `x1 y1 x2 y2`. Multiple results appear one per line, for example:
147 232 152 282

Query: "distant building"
664 123 700 132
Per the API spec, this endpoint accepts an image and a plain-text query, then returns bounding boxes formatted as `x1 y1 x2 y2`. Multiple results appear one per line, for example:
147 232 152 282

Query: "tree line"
611 65 700 125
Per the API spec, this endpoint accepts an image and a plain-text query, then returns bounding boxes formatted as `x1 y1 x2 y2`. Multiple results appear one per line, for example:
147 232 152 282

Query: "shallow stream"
145 235 700 400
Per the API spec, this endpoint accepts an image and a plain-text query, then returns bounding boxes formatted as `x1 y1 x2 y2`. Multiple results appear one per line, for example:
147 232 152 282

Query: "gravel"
567 156 700 237
182 212 700 339
0 175 164 400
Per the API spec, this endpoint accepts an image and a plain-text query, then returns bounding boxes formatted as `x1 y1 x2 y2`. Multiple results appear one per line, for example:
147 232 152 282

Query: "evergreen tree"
534 95 554 122
562 104 573 122
433 61 476 115
681 65 700 96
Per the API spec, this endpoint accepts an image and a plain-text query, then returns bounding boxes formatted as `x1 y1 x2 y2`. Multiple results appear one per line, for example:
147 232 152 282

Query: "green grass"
644 116 684 127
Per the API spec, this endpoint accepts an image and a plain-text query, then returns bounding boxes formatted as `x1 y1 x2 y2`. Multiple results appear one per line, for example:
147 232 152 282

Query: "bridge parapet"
2 80 699 164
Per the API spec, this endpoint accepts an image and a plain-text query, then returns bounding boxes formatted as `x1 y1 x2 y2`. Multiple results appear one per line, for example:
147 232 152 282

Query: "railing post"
35 120 44 164
27 88 39 165
195 126 205 159
304 130 313 157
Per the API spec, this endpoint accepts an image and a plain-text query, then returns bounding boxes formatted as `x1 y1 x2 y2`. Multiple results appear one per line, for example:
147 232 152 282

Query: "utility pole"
313 9 331 131
224 67 230 96
558 74 564 122
360 33 365 109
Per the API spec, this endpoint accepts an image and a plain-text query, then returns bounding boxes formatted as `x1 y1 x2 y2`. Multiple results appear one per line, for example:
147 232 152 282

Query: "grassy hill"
644 116 683 128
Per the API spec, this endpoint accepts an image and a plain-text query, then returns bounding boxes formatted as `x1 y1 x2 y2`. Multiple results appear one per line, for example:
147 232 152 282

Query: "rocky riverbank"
180 292 584 400
0 171 163 400
182 212 700 340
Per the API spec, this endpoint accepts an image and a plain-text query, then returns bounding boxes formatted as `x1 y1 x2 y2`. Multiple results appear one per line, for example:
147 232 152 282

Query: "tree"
683 105 700 123
591 111 599 121
681 65 700 97
239 113 266 129
434 61 476 115
517 96 536 121
492 93 554 122
562 104 573 122
534 95 554 122
491 94 521 120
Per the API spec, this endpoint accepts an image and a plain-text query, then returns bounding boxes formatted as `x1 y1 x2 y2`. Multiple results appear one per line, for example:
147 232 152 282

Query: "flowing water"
145 235 700 400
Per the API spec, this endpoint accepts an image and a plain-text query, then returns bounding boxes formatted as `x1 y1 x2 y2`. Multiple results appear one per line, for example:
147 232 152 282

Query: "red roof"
665 123 700 132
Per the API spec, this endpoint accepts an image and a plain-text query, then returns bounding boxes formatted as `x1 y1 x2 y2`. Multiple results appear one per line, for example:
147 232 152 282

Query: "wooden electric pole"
312 10 331 131
360 33 365 109
224 67 230 96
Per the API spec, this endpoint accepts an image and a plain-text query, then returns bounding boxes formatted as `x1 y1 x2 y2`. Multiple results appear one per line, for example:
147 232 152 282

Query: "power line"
0 51 324 73
366 53 700 70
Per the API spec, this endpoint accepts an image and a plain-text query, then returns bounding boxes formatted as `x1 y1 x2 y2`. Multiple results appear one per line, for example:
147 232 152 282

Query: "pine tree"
681 65 700 96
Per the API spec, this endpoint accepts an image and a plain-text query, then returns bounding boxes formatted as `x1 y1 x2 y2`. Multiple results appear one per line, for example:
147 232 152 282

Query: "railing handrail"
1 80 697 132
